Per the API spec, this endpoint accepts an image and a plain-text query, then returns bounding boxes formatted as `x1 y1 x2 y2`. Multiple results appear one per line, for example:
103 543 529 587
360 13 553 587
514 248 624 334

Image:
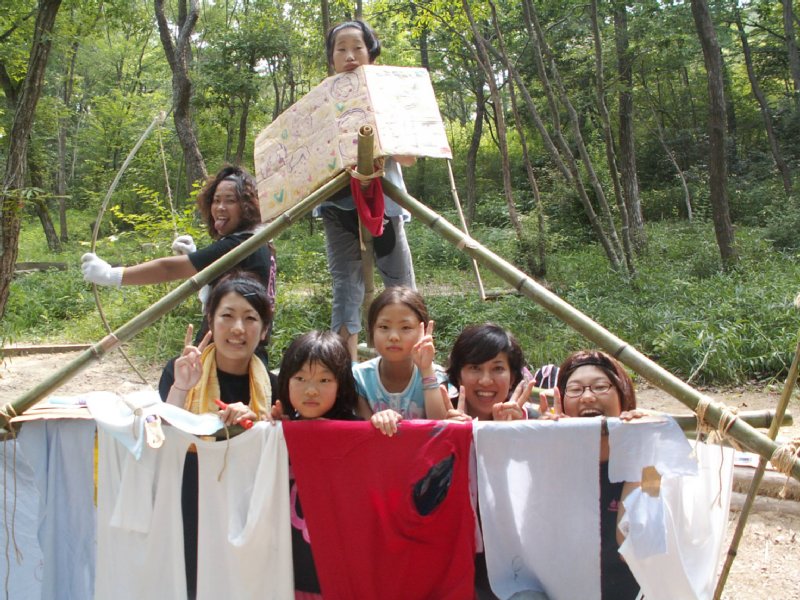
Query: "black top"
158 357 278 406
600 461 641 600
188 231 274 291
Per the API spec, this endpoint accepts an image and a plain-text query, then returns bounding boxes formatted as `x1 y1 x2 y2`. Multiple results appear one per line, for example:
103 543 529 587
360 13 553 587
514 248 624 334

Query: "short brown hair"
556 350 636 412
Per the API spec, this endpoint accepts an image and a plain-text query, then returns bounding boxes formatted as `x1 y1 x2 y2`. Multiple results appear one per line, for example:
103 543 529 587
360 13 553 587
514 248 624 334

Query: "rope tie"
0 404 17 430
695 396 740 506
345 166 385 182
694 396 740 447
769 437 800 499
3 426 23 598
217 424 232 482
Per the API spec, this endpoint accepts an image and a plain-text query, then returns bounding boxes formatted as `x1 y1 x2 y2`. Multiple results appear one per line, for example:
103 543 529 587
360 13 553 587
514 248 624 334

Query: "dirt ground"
1 350 799 599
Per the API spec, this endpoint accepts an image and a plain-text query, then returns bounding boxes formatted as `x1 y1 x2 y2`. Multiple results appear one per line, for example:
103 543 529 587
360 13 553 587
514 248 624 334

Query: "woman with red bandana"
540 350 644 600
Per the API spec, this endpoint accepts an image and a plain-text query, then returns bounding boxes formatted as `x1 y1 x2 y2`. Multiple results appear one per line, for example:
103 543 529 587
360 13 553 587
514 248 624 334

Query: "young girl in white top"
353 286 449 434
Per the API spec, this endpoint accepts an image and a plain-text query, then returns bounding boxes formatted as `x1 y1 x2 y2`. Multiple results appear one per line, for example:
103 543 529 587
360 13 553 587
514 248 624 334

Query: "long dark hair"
325 20 381 66
277 331 358 420
196 165 261 239
446 323 525 393
556 350 636 412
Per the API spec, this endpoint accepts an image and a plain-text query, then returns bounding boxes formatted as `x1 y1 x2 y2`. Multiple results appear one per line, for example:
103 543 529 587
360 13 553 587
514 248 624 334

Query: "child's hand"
538 387 568 421
263 399 288 424
370 409 403 437
443 386 472 422
172 325 212 393
492 379 534 421
411 320 435 371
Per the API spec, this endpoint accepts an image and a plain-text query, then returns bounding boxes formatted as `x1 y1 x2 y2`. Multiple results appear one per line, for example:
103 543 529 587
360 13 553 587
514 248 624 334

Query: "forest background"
2 0 800 390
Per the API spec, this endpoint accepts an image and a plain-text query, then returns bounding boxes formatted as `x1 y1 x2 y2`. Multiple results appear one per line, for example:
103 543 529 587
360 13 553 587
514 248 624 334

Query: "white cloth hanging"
95 427 191 600
184 423 293 600
18 419 96 600
619 441 734 600
0 438 44 599
474 419 602 600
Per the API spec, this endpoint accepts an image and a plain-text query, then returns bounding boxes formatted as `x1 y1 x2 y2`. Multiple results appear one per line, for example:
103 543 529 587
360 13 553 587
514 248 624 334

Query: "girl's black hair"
277 331 359 420
196 165 261 239
205 273 272 348
446 323 525 392
325 20 381 66
366 286 429 345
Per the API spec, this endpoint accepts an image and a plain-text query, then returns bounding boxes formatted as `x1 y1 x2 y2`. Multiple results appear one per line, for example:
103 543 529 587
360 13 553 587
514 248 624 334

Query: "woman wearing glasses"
542 350 643 600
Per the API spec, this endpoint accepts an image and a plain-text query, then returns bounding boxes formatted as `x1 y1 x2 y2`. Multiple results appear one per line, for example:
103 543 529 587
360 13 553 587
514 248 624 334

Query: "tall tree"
0 0 63 319
691 0 738 268
613 1 645 251
734 4 792 194
782 0 800 107
154 0 207 189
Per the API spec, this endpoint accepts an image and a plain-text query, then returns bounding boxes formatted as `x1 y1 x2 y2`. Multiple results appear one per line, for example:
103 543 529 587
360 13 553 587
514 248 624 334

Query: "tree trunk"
462 1 524 243
321 0 332 76
613 1 646 252
416 18 430 202
593 1 635 276
690 0 738 268
154 0 207 191
235 90 252 166
464 74 485 226
495 5 621 272
783 0 800 107
29 152 61 252
735 8 792 194
56 39 78 242
525 0 626 271
0 0 62 319
489 0 545 276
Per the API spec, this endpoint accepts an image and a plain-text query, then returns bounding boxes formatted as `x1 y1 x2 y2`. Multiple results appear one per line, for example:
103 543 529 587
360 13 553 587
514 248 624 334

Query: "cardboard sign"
253 65 451 221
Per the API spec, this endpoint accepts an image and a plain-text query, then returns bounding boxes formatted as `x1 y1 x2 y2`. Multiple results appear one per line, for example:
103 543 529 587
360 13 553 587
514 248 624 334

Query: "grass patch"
7 211 800 386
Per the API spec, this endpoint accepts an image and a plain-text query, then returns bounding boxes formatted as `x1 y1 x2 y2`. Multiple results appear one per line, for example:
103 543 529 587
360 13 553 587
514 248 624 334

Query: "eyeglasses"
563 382 613 399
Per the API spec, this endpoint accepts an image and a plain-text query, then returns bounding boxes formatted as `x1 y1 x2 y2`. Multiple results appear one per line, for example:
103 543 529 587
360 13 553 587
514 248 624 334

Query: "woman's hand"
537 386 568 421
370 409 403 437
411 320 436 372
216 400 257 428
492 379 534 421
443 386 472 423
172 325 212 393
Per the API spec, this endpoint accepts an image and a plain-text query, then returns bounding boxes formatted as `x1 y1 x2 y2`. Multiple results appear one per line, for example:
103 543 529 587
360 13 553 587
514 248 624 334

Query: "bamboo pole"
446 159 486 301
712 329 800 599
91 111 168 384
356 126 376 344
382 178 800 483
2 172 350 427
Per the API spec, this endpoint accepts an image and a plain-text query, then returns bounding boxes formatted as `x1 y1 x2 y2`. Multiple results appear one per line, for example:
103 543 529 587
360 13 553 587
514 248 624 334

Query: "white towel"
475 419 602 600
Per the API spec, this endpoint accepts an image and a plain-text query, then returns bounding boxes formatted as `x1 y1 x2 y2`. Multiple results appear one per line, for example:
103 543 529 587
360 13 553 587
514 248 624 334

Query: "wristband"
421 375 438 385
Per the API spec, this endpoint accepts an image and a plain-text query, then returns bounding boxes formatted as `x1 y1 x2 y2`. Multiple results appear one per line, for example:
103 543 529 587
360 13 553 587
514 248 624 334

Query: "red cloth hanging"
350 175 385 237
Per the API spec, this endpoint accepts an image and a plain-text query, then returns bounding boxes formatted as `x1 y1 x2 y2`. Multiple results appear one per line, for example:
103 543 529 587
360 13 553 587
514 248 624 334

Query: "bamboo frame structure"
380 178 800 483
5 168 799 486
356 126 376 339
712 329 800 599
2 172 349 426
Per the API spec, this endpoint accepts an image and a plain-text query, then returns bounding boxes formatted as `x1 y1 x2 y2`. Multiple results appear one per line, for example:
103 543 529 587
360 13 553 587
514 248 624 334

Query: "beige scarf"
183 344 271 418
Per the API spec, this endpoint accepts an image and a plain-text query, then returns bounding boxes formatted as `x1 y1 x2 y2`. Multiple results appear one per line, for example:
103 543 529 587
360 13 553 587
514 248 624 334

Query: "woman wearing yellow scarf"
157 273 275 597
159 273 275 420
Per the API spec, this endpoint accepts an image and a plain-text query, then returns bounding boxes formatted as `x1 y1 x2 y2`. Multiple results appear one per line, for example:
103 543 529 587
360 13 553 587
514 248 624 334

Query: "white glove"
81 253 124 287
171 234 197 255
198 284 211 310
